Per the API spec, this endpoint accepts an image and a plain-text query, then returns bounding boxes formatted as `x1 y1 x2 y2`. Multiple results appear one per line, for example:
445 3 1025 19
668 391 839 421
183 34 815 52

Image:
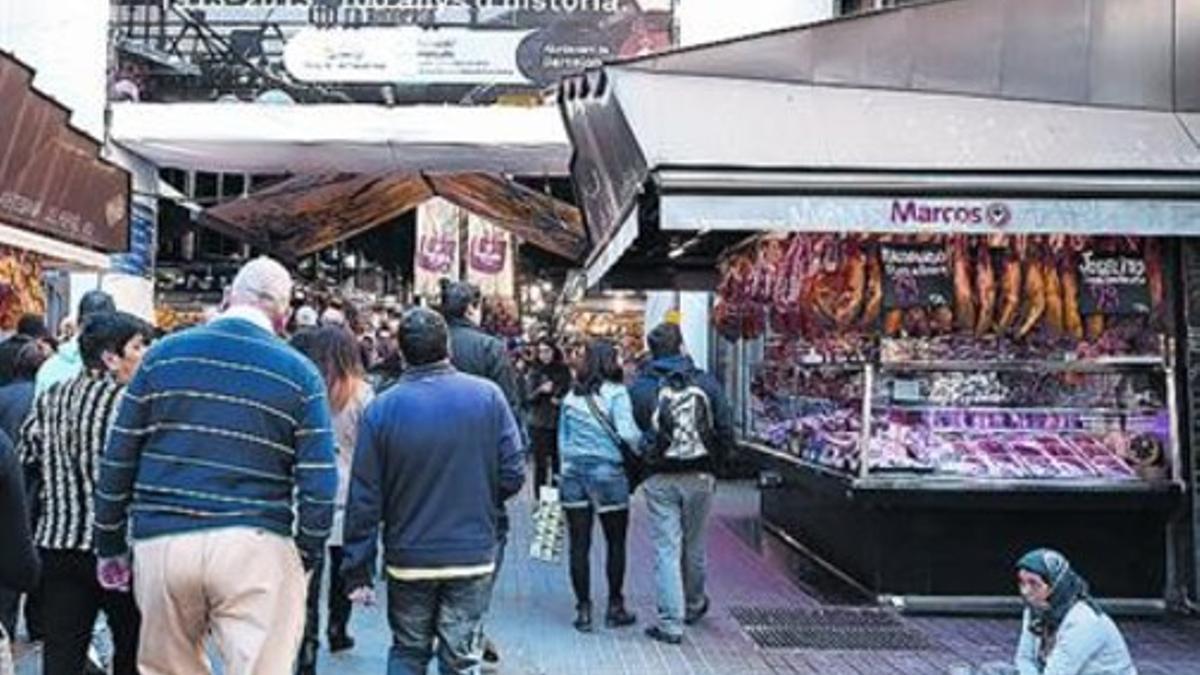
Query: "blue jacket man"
342 307 524 675
628 323 735 645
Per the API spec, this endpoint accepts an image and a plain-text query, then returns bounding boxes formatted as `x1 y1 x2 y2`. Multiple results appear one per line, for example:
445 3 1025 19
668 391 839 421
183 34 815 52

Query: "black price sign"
1076 251 1151 316
881 244 952 310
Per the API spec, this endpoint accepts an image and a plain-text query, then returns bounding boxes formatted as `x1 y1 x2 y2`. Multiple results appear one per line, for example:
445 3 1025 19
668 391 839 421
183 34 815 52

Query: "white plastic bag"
528 485 565 563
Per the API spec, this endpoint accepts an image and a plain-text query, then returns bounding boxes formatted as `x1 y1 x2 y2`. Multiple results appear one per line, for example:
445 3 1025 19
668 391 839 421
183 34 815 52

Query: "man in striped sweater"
94 257 338 675
18 311 154 675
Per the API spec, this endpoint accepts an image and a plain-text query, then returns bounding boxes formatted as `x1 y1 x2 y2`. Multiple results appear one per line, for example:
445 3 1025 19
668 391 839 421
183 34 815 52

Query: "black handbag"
584 394 646 490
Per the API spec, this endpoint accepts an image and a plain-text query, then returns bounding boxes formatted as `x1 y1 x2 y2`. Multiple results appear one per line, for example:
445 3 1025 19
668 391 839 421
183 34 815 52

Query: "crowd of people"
0 254 1139 675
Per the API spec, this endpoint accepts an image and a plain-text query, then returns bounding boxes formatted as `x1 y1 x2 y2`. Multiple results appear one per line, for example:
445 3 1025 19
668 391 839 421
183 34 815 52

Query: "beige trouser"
133 527 307 675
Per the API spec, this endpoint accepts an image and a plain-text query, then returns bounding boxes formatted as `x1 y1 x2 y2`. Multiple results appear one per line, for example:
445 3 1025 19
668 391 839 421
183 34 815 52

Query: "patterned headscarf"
1017 548 1102 640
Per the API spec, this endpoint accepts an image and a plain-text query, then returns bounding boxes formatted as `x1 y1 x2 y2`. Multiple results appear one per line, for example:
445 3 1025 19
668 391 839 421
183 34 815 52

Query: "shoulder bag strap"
584 394 626 451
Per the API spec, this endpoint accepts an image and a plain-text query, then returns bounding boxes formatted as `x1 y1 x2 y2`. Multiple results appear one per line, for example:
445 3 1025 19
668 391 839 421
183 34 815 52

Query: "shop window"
221 174 246 202
193 172 219 205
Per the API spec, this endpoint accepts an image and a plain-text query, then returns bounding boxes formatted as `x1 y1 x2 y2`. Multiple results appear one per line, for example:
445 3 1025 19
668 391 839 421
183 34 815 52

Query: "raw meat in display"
930 306 954 336
1017 254 1046 339
904 307 931 338
975 240 996 336
750 236 787 303
952 236 976 332
1008 441 1061 478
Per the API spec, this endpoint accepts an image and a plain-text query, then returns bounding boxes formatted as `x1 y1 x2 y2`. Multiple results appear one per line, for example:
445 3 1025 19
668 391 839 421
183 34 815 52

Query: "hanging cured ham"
1017 252 1046 339
860 249 884 329
974 239 996 336
995 246 1023 334
1060 253 1084 340
1042 250 1065 336
951 236 975 332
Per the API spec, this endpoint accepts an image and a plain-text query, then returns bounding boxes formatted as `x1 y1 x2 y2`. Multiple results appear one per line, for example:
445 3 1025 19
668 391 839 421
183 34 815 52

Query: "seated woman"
1013 548 1136 675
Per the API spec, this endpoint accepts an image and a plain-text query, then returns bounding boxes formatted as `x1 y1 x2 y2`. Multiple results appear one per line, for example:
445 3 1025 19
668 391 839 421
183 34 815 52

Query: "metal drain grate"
730 607 936 651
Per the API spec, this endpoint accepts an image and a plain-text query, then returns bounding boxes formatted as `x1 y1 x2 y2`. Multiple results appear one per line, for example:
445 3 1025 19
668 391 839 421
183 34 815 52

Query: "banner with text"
111 0 672 104
415 197 461 299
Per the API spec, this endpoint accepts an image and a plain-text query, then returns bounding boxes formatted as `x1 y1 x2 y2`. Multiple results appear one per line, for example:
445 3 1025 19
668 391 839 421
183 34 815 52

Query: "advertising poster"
110 0 674 104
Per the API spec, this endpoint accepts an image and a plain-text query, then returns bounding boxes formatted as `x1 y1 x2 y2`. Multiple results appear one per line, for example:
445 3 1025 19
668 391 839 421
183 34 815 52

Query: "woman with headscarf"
1013 549 1136 675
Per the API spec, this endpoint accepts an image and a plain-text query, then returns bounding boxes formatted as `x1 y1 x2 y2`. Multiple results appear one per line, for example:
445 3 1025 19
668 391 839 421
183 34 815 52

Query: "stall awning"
559 0 1200 287
0 51 130 258
109 102 571 176
205 172 586 261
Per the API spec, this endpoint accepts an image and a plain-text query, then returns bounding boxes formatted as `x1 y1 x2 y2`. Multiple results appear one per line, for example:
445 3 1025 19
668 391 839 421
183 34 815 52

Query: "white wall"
0 0 109 139
677 0 836 46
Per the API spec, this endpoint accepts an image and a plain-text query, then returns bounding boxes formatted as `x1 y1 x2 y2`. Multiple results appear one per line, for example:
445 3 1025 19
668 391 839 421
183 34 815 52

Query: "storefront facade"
0 50 132 329
561 0 1200 612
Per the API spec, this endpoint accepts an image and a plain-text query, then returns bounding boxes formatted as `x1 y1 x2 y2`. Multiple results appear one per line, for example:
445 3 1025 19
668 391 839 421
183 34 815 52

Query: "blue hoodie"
628 355 736 475
341 363 524 589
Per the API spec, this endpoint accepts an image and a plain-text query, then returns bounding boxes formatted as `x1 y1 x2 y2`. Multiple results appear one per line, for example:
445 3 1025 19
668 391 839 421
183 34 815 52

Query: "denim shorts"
560 461 630 512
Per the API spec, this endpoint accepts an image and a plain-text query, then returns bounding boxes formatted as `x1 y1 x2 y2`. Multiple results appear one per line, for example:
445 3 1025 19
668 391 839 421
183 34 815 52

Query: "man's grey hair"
228 256 293 316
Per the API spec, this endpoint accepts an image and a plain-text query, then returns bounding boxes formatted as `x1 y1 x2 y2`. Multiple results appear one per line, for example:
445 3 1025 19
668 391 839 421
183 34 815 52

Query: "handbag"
584 394 646 490
528 483 565 563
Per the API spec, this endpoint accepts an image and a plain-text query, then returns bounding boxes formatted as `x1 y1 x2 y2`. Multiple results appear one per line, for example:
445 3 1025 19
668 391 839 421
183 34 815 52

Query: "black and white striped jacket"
18 371 124 551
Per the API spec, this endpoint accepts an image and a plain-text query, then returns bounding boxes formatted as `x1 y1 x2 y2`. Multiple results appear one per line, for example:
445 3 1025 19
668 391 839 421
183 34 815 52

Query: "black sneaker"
482 638 500 668
605 604 637 628
644 626 682 645
328 628 355 653
685 596 710 625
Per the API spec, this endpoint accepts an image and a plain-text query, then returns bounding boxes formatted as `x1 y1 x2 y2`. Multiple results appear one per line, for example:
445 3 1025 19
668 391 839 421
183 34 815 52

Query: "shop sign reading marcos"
890 200 1012 228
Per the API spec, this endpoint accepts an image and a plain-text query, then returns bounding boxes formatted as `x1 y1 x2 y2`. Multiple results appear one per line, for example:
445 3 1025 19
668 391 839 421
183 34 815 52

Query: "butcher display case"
721 233 1186 610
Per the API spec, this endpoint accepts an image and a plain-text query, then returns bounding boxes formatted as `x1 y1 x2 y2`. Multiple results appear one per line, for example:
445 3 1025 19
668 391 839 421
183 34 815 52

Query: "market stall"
559 0 1200 609
720 231 1181 607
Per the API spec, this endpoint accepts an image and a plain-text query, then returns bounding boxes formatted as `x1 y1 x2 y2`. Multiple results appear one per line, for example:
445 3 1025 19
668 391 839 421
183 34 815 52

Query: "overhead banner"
111 0 673 104
415 197 462 299
465 214 514 298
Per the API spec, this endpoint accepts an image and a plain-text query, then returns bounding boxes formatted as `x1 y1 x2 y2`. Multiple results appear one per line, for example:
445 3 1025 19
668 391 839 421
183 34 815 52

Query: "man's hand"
97 554 132 593
348 586 377 607
538 381 555 395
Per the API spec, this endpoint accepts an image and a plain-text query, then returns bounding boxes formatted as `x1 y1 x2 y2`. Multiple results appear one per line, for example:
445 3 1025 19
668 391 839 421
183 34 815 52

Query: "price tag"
892 379 923 402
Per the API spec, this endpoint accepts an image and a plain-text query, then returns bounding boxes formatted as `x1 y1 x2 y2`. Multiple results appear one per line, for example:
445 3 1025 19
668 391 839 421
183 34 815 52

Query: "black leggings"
565 507 629 607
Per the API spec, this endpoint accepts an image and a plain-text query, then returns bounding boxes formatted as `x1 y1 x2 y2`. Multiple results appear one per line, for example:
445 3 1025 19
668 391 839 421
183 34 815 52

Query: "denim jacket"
558 382 641 470
1016 604 1137 675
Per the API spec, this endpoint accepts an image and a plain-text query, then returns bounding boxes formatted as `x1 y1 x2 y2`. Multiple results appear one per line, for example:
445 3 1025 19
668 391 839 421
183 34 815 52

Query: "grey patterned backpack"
652 371 716 462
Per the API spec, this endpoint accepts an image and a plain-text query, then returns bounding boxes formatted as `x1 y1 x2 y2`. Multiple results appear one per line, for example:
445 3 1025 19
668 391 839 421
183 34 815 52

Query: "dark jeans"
529 427 560 489
39 549 140 675
386 574 493 675
564 506 629 608
302 546 352 643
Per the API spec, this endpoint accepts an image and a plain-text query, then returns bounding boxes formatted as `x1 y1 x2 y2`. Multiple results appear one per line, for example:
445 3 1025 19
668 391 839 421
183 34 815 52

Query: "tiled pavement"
14 481 1200 674
317 481 1200 675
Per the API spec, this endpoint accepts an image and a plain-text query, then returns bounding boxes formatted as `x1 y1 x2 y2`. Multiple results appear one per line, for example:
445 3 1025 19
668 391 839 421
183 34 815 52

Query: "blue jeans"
643 472 716 637
386 573 494 675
